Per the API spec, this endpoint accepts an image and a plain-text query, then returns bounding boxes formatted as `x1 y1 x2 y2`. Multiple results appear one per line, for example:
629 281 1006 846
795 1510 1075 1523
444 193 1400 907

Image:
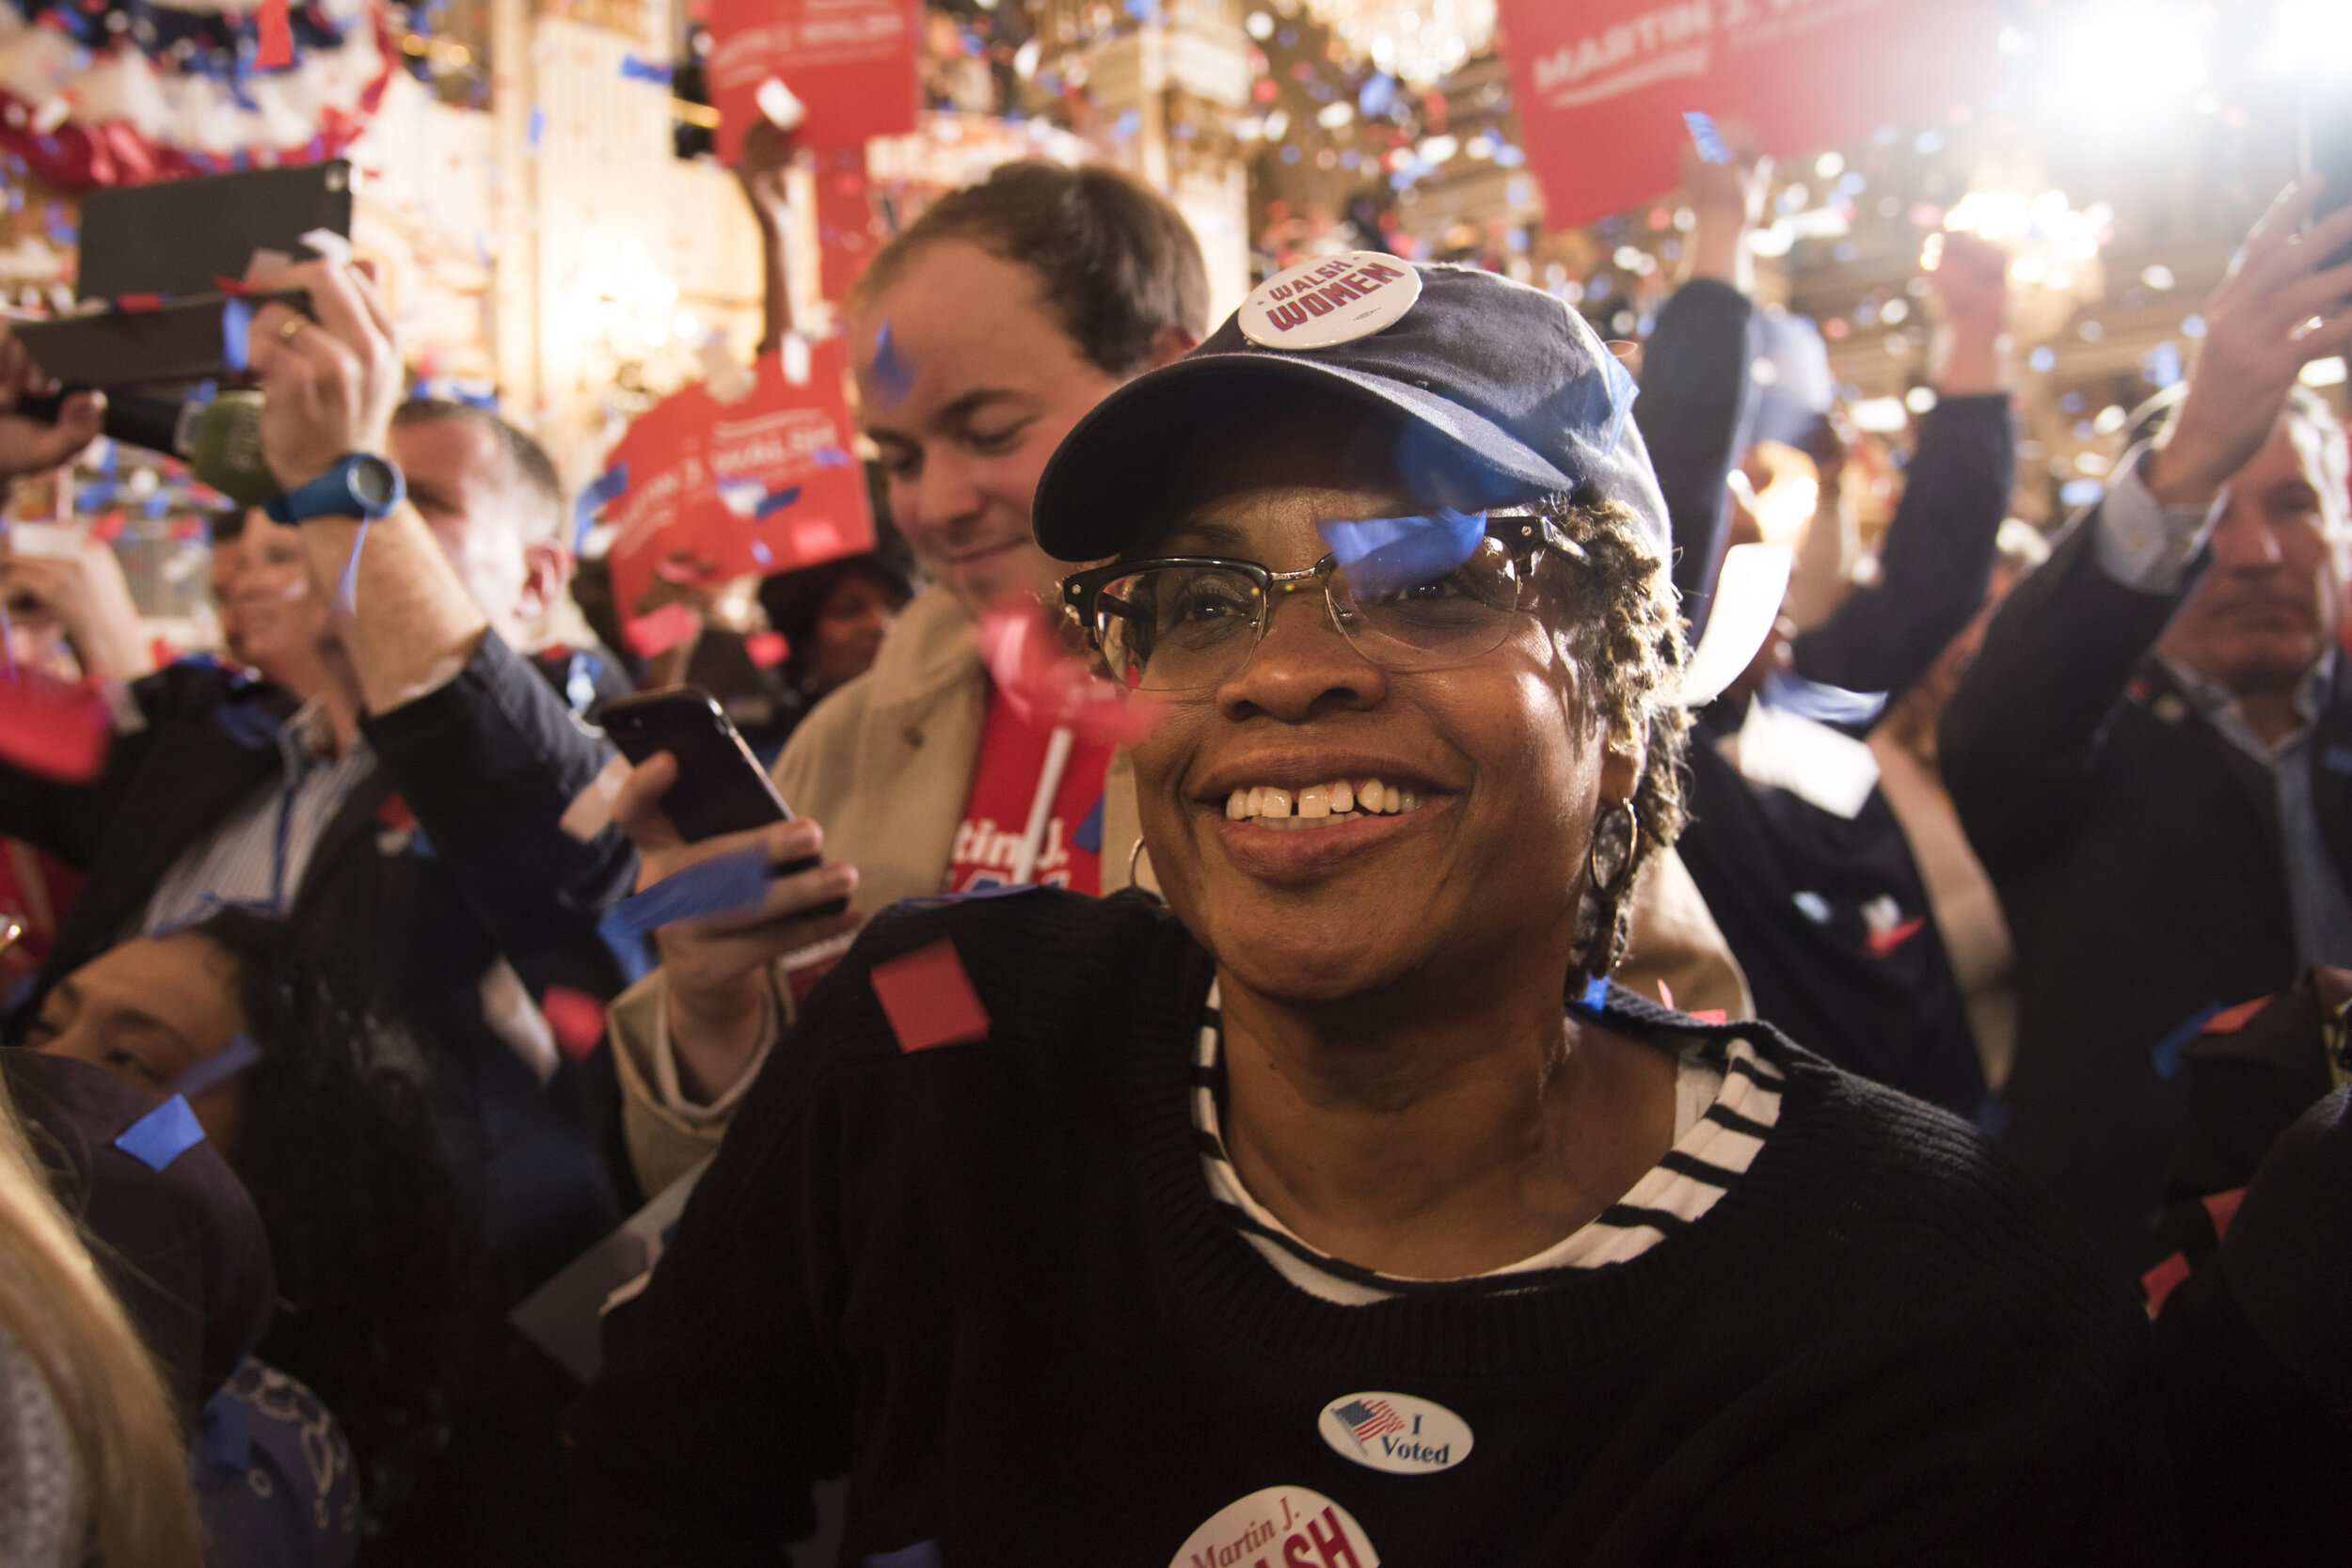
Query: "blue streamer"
221 296 252 373
1317 507 1486 596
335 516 369 616
598 846 771 942
870 321 914 404
573 463 628 552
172 1034 263 1098
752 485 803 519
1683 111 1733 166
1072 793 1104 854
114 1095 207 1172
2151 1001 2225 1081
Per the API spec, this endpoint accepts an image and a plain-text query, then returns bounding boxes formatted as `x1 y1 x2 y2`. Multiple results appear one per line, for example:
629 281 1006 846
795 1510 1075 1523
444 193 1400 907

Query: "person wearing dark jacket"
0 263 636 1302
567 261 2168 1566
1655 201 2018 1117
1940 179 2352 1276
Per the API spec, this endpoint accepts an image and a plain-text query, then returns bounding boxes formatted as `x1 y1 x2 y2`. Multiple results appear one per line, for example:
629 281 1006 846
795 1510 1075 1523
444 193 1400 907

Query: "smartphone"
599 690 837 912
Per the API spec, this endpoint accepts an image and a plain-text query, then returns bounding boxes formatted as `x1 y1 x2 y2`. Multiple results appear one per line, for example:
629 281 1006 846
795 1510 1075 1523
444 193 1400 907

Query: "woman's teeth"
1223 779 1423 828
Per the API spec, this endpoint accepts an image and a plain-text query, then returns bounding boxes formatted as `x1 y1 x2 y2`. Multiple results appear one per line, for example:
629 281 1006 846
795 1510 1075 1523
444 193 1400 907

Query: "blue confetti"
335 516 370 616
114 1095 206 1171
573 463 628 552
619 54 674 85
897 883 1045 910
870 321 914 404
221 296 252 373
1073 792 1104 854
598 846 771 942
1359 72 1396 118
1318 507 1486 597
866 1544 944 1568
1570 974 1611 1013
218 701 284 751
2324 745 2352 776
565 651 602 714
1114 108 1141 142
749 539 774 567
812 446 854 468
752 485 803 519
1683 111 1733 166
171 1034 262 1098
2151 1002 2224 1081
527 104 545 150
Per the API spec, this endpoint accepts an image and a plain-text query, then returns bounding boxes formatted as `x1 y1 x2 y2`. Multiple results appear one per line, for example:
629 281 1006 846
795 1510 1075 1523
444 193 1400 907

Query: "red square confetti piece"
2140 1250 2191 1318
2200 997 2272 1035
90 511 125 542
1863 915 1926 958
744 630 788 669
1689 1009 1729 1025
2201 1186 2248 1243
624 600 701 658
540 986 609 1061
869 939 990 1053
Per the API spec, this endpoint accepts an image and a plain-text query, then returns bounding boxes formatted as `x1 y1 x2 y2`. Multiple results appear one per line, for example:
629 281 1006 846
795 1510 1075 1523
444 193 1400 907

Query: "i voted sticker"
1319 1392 1472 1474
1169 1486 1378 1568
1239 250 1421 351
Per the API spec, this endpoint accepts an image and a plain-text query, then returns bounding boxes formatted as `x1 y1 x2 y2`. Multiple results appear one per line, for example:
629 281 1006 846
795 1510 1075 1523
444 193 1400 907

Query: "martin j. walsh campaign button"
1238 250 1422 351
1318 1392 1473 1474
1169 1485 1379 1568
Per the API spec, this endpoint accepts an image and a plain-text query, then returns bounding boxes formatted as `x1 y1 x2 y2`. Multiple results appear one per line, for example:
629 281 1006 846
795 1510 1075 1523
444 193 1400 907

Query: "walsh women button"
1318 1393 1473 1474
1238 250 1422 351
1168 1486 1379 1568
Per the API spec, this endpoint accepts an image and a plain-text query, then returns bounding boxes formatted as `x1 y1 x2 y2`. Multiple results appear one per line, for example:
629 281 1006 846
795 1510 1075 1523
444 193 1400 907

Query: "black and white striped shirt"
1193 981 1786 1304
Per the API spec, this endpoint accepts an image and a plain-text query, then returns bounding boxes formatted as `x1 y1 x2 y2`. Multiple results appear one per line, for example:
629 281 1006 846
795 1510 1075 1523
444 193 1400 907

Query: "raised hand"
2147 179 2352 509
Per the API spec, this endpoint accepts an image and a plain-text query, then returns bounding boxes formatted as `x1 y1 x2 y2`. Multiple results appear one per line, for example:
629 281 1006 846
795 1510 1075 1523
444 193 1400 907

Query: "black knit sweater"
567 889 2173 1566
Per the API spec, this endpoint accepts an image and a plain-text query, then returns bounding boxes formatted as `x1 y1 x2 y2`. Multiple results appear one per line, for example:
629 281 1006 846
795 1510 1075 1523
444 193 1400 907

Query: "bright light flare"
2040 8 2206 128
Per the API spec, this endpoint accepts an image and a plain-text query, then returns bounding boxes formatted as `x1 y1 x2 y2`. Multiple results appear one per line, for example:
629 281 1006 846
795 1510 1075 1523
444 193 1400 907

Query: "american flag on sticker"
1334 1398 1406 1446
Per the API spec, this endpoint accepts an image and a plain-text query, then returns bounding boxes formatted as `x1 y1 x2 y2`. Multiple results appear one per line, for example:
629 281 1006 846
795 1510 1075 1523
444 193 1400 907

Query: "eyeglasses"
1060 512 1581 694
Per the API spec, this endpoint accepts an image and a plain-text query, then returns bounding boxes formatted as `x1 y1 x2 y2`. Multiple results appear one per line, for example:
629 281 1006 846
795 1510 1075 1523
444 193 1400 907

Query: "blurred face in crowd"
851 241 1124 611
2159 415 2351 700
28 935 249 1153
210 522 249 666
1124 417 1632 1006
391 415 569 652
229 512 334 695
804 569 903 696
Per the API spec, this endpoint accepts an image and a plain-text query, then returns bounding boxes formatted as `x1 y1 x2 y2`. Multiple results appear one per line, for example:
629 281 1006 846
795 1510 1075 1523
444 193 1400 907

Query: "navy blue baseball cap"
1032 253 1671 563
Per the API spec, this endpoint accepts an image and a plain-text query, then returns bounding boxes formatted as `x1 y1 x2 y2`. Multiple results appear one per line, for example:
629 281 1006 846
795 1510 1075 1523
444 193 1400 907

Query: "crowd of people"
0 128 2347 1568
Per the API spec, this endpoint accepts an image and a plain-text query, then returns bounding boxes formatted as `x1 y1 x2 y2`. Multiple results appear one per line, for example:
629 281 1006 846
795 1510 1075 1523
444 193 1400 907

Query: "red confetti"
254 0 294 69
375 793 415 832
89 511 125 543
113 293 166 312
1690 1009 1729 1025
869 939 990 1053
1863 915 1926 958
2140 1250 2191 1318
148 635 173 670
2200 1186 2247 1242
744 630 788 669
2200 996 2272 1035
540 986 609 1060
0 671 110 782
623 601 701 658
975 600 1166 749
213 277 256 296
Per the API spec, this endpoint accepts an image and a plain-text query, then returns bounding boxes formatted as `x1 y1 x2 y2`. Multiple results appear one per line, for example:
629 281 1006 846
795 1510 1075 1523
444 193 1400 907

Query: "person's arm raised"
244 261 489 711
2145 179 2352 514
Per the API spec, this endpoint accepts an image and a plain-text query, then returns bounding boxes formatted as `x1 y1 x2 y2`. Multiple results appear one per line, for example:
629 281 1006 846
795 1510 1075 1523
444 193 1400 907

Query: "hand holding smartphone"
600 686 849 917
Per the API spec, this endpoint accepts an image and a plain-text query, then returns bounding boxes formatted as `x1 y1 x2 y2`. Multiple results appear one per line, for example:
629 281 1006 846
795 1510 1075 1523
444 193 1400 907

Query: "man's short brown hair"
850 161 1208 378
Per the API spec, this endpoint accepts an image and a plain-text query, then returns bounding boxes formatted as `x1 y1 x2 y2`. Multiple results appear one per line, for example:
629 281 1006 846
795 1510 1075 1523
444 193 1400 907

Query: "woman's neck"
1214 964 1678 1281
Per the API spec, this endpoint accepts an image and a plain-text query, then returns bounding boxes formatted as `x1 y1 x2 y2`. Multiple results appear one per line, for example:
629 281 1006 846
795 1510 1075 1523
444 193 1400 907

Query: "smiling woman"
571 261 2171 1566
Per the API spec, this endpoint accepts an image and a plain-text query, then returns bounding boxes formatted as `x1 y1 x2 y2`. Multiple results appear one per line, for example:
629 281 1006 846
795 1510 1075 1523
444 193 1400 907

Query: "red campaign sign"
602 340 877 619
1495 0 2001 230
704 0 922 163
